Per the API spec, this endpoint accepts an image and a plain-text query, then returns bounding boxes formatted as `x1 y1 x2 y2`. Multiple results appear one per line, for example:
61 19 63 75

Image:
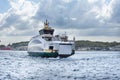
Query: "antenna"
73 36 75 41
44 19 49 29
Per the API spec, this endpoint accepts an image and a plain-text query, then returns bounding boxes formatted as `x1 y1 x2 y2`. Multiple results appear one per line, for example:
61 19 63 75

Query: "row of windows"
39 30 54 35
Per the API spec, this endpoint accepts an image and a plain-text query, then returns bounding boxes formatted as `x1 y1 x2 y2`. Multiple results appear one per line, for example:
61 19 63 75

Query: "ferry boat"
27 20 75 58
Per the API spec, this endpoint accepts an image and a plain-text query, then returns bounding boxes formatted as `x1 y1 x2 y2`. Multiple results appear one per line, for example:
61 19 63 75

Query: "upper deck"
39 20 54 35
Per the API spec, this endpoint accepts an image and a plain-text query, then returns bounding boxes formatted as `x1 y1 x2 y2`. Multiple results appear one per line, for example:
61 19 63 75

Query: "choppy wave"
0 50 120 80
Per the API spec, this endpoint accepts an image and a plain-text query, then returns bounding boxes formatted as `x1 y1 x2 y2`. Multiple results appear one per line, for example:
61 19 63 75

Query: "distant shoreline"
0 40 120 51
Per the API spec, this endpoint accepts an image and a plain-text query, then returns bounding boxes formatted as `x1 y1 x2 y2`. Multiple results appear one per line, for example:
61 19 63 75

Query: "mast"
44 19 49 29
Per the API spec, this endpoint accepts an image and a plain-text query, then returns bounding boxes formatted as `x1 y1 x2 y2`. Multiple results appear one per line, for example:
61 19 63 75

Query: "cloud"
0 0 41 36
0 0 120 37
88 0 98 4
109 0 120 23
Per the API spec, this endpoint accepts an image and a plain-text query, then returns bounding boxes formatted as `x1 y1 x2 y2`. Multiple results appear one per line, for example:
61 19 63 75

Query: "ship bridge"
39 20 54 36
39 20 54 41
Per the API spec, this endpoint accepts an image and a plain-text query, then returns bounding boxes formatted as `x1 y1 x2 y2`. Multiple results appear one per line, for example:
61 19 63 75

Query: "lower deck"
28 50 75 58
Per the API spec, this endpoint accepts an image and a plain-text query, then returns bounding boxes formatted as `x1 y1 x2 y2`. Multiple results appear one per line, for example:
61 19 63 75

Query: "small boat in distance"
27 20 75 58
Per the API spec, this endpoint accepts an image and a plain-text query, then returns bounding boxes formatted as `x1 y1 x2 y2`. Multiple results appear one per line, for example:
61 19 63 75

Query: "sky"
0 0 120 45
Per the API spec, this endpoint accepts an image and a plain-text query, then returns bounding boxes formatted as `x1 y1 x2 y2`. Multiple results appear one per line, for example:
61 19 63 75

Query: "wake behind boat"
27 20 75 58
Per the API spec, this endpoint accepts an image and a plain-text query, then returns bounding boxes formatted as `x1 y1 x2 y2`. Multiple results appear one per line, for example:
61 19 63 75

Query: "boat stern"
58 43 75 58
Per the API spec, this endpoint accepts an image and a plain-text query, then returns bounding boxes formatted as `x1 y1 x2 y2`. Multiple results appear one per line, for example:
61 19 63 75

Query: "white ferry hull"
27 20 75 58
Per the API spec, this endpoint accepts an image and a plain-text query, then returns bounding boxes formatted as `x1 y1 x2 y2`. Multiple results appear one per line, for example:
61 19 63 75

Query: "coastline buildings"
0 41 120 51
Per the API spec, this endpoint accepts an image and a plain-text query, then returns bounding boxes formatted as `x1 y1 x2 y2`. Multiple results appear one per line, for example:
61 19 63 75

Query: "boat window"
49 46 53 50
48 38 52 41
43 37 52 41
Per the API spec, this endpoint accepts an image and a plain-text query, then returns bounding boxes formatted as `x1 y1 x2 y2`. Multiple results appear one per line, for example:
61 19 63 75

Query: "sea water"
0 50 120 80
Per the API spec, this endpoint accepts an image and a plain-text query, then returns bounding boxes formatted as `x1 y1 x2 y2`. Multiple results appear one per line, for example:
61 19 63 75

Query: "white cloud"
62 0 72 3
0 0 120 44
88 0 98 4
70 18 77 21
0 0 41 36
9 0 39 19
